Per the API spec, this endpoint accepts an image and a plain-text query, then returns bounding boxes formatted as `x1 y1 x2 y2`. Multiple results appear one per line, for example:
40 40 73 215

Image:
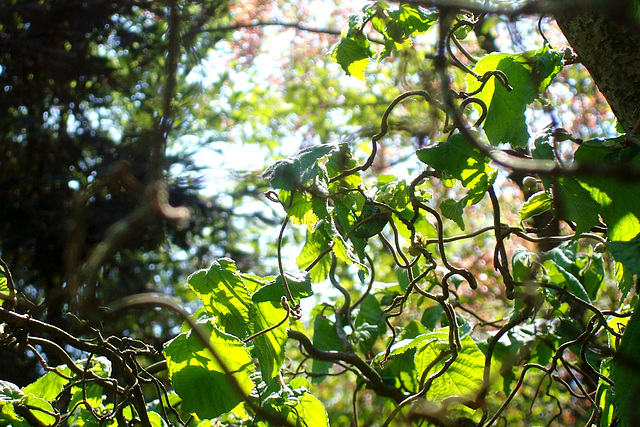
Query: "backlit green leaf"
415 332 485 403
188 259 252 339
250 300 289 386
332 25 373 81
519 191 552 223
467 45 563 147
23 366 71 402
163 320 254 420
611 304 640 426
256 385 329 427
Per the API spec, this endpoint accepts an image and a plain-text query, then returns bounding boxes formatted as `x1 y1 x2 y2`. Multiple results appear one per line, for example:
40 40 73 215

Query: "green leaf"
395 4 437 36
611 304 640 426
311 314 345 377
250 300 289 386
0 270 9 304
466 45 563 147
256 386 329 427
576 250 606 301
163 320 254 420
417 133 497 205
519 191 552 223
188 259 252 339
440 198 465 230
325 143 362 191
23 366 71 402
351 202 389 238
21 396 57 426
555 177 601 236
512 245 536 282
281 190 330 230
252 272 313 305
332 15 374 81
0 380 23 404
296 222 333 282
416 333 486 403
373 332 443 363
421 305 444 331
597 358 614 427
608 233 640 277
489 319 555 394
297 220 363 282
542 260 590 303
354 294 386 353
263 144 337 192
574 138 640 242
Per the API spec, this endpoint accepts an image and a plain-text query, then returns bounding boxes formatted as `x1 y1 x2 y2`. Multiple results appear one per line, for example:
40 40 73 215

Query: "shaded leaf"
311 315 345 377
417 133 497 208
263 144 337 192
607 233 640 277
555 177 600 236
440 198 465 230
252 272 313 305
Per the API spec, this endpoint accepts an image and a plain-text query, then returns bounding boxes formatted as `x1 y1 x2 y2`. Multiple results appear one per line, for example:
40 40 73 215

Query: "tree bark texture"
555 0 640 132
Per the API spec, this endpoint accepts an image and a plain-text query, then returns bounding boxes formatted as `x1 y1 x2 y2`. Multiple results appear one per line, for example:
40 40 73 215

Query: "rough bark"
555 0 640 132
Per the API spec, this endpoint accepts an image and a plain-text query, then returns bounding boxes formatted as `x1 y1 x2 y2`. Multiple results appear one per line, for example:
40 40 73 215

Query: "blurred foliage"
1 0 640 426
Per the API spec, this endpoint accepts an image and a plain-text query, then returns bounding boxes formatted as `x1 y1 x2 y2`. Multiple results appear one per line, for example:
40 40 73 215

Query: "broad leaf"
311 314 345 377
188 259 252 339
263 144 336 192
608 233 640 277
597 359 614 427
466 45 563 147
281 190 330 230
440 198 465 230
519 191 552 223
574 138 640 242
250 300 289 386
611 304 640 426
415 333 486 403
23 366 71 402
0 270 9 304
163 320 254 420
417 132 497 226
252 272 313 305
256 385 329 427
331 15 374 80
554 177 600 236
354 294 386 353
512 245 536 282
542 260 590 304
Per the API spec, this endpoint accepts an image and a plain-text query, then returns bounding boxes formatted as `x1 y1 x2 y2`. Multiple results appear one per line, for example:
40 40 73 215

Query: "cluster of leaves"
3 1 640 426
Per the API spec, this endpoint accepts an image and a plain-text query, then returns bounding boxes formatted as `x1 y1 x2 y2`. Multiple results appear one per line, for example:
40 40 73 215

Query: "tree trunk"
555 0 640 132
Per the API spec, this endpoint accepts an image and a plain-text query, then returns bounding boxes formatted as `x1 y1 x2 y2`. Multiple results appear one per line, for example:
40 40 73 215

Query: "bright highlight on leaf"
163 320 255 420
